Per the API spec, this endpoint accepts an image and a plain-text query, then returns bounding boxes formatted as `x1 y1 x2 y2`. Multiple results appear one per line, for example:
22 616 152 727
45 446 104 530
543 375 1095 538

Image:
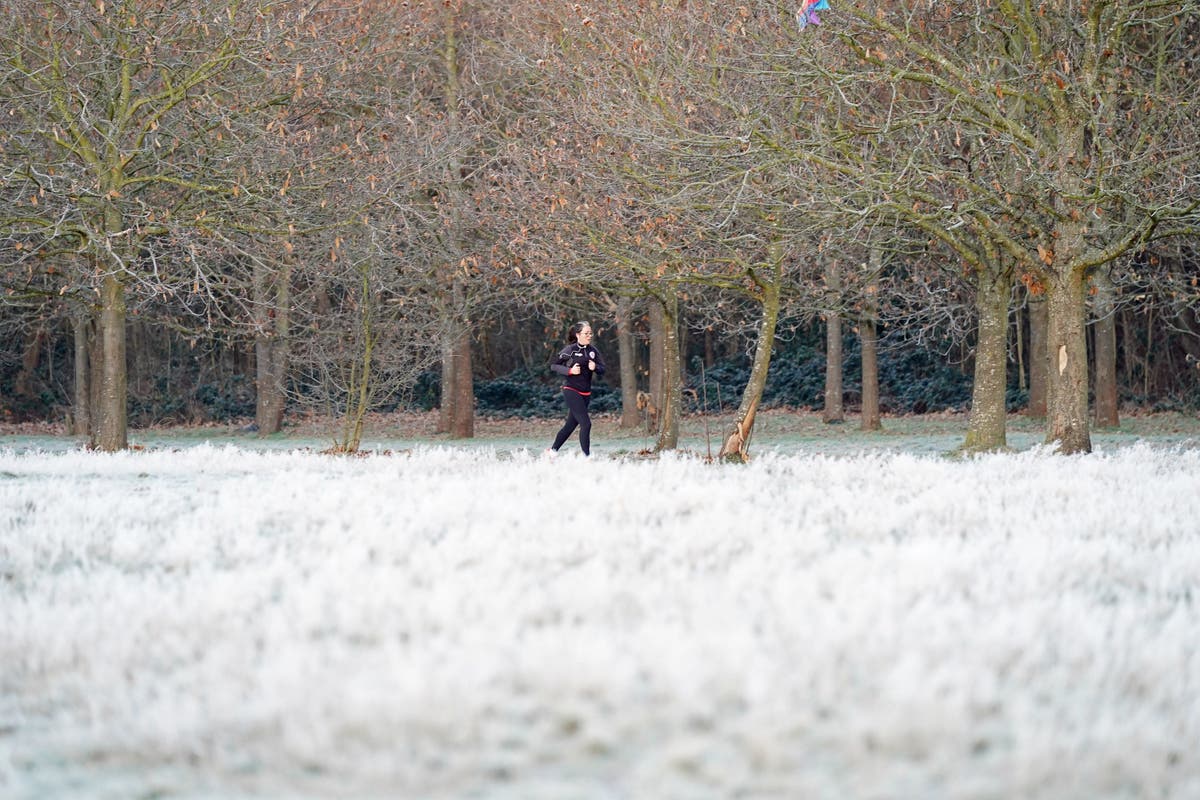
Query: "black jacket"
551 342 606 393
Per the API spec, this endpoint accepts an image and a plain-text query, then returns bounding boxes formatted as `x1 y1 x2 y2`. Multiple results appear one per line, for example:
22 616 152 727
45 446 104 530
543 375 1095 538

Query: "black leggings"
551 389 592 455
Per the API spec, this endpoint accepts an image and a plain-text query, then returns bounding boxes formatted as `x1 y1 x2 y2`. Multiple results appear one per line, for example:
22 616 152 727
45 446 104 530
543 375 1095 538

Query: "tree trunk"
616 295 640 429
434 307 473 439
450 324 474 439
71 310 92 436
963 267 1012 452
438 10 475 440
88 311 105 440
1092 270 1119 429
859 249 882 432
339 309 373 454
254 259 291 434
719 254 782 462
653 291 681 452
1027 290 1048 417
859 319 880 431
337 265 380 453
649 299 665 415
93 274 128 451
1045 268 1092 454
1014 302 1026 395
823 259 844 423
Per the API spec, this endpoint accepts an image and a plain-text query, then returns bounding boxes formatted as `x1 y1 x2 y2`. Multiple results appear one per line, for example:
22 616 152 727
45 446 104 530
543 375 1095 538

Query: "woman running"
547 321 605 456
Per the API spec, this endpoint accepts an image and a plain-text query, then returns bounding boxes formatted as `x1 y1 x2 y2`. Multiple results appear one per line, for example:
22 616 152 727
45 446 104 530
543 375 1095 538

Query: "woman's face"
577 327 593 344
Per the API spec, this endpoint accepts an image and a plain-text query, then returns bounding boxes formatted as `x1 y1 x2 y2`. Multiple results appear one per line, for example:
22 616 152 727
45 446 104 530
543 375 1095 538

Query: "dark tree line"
3 1 1198 454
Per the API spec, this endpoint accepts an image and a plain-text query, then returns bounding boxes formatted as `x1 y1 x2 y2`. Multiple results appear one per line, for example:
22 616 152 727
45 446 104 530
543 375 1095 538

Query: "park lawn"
4 408 1198 457
2 428 1199 798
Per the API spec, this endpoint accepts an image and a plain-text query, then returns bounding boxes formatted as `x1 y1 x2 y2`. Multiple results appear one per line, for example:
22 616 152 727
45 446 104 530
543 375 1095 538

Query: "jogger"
547 321 605 456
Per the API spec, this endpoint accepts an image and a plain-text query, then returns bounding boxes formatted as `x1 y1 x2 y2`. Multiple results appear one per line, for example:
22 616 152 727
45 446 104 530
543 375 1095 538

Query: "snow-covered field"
2 442 1200 799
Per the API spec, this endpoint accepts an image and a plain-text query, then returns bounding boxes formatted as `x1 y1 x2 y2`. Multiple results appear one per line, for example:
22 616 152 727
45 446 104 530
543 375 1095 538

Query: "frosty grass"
2 442 1199 799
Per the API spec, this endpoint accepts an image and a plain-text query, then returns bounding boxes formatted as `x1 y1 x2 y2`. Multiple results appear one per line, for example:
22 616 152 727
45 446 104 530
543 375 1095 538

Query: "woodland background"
2 0 1198 456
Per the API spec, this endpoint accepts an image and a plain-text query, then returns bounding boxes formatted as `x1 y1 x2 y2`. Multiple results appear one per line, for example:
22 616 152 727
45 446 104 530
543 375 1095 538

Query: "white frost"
1 443 1199 799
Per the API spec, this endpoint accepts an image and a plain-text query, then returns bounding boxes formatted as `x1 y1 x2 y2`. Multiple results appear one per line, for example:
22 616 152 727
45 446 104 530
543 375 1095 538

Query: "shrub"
407 333 981 419
194 375 255 421
410 370 440 411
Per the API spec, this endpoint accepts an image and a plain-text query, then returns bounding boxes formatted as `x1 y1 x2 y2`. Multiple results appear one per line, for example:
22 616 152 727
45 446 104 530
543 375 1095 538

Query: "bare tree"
0 0 308 449
823 1 1200 453
859 246 883 432
286 217 442 452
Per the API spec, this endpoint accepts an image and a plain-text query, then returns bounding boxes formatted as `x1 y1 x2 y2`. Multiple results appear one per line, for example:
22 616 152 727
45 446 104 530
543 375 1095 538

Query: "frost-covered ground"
2 440 1200 799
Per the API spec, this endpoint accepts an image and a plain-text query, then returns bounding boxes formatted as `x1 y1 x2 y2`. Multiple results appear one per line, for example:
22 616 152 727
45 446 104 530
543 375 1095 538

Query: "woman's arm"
550 347 572 376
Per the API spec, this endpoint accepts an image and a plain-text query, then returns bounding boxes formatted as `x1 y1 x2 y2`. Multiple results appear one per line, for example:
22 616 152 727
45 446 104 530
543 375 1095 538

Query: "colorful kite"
797 0 830 30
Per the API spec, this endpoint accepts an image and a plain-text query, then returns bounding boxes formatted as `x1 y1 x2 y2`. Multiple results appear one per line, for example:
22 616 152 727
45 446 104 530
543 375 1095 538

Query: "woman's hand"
588 360 596 372
570 364 582 375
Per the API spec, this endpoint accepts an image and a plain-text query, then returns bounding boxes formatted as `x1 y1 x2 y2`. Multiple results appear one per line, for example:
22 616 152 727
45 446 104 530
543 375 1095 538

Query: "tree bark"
1027 290 1048 417
88 311 105 440
93 274 128 451
649 299 665 415
450 324 474 439
859 249 882 432
1091 270 1120 429
437 320 474 437
438 9 474 440
254 259 291 434
653 291 681 452
1014 302 1026 395
963 267 1012 452
822 259 844 424
1045 267 1092 454
719 253 782 462
339 273 375 454
616 294 640 429
859 319 880 431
